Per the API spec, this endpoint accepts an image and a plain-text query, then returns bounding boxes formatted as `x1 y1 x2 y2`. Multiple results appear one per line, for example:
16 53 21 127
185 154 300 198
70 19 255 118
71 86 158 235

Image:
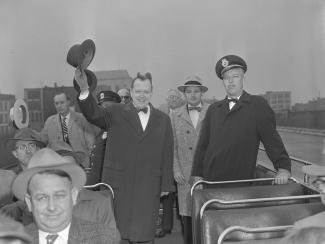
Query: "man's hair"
131 72 153 89
54 92 70 101
27 169 72 194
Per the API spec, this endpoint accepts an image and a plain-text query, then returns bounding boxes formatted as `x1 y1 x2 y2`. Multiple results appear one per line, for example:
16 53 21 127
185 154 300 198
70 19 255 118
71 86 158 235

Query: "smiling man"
191 55 291 185
12 148 116 244
75 70 174 244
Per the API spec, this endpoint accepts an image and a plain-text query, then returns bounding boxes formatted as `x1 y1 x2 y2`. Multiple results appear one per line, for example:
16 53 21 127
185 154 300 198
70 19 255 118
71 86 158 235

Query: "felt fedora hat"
177 75 208 93
50 140 86 166
9 99 29 129
12 148 86 201
73 69 97 92
5 127 46 151
66 39 96 70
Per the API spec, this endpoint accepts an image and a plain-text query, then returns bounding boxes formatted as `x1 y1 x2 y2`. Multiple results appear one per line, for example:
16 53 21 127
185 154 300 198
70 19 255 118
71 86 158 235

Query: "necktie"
227 98 238 104
61 116 70 144
188 106 201 112
137 107 148 114
46 234 58 244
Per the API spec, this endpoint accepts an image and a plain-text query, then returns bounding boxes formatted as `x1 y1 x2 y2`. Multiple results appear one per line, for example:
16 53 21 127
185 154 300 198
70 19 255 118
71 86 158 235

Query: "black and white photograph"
0 1 325 243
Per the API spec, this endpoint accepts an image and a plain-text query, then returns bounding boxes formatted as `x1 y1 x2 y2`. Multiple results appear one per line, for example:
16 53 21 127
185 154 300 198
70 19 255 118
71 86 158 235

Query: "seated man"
11 148 119 244
292 164 325 229
2 128 120 241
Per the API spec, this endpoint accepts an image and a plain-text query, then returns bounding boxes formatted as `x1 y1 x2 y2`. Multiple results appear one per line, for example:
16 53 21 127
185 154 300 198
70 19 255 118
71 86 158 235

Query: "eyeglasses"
312 178 325 193
16 142 37 151
120 96 131 100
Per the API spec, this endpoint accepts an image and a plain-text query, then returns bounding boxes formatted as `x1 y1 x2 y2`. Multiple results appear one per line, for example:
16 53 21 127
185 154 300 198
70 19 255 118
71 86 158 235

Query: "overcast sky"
1 0 325 106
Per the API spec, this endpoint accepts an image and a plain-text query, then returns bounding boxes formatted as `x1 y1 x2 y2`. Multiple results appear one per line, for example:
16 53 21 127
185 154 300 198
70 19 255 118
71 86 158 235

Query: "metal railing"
259 147 313 184
217 225 293 244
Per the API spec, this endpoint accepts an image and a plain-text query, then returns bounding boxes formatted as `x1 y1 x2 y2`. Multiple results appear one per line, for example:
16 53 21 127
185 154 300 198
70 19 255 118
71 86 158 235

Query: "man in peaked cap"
191 55 291 185
11 148 117 244
86 90 121 185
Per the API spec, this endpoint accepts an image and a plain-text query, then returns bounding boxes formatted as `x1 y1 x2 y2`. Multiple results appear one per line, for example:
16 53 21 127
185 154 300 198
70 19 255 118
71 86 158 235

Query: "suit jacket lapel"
121 103 143 136
229 91 251 113
196 103 209 130
68 217 83 244
177 105 194 127
68 110 75 131
25 222 39 244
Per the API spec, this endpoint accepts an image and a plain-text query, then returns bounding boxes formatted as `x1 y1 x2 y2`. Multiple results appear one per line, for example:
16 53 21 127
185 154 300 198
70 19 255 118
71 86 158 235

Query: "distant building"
24 84 78 130
0 93 15 135
25 69 132 129
292 97 325 111
94 70 132 95
261 91 291 112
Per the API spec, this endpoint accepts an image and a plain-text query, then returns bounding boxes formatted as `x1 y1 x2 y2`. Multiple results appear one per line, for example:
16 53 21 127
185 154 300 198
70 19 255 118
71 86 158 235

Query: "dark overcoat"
192 91 291 181
86 129 107 185
78 94 174 242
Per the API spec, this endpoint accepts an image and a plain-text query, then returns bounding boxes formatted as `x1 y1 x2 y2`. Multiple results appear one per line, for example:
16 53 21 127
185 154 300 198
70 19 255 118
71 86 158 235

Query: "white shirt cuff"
79 90 90 100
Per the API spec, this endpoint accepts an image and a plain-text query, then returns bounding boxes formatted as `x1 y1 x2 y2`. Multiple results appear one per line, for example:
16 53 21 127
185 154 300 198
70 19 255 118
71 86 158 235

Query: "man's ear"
25 194 32 212
12 150 18 159
71 187 79 206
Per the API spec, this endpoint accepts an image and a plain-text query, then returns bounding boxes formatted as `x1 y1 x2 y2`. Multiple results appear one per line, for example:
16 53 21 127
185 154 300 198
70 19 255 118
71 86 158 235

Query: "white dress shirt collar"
39 223 71 244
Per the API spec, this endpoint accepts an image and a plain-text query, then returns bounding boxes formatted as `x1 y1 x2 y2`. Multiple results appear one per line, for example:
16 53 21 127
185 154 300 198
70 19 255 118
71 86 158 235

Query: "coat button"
187 130 190 134
189 147 192 150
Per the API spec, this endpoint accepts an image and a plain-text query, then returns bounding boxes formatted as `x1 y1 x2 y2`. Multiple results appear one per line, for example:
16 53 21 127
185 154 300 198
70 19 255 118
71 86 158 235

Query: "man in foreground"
12 148 117 243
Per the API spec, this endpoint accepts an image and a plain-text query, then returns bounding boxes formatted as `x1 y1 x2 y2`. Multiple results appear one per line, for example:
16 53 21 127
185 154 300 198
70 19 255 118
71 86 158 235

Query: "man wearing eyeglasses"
7 128 46 172
117 88 132 104
293 165 325 229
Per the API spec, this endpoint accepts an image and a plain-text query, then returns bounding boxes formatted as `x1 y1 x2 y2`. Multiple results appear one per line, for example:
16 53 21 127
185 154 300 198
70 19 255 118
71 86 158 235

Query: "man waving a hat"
191 55 291 185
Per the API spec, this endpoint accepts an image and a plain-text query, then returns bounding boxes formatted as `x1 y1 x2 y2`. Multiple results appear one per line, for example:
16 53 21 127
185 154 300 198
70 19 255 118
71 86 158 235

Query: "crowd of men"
2 54 325 243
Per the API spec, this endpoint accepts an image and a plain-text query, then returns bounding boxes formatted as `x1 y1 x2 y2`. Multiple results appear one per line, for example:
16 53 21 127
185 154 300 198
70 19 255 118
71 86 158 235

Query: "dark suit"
192 91 291 181
78 95 174 242
25 217 117 244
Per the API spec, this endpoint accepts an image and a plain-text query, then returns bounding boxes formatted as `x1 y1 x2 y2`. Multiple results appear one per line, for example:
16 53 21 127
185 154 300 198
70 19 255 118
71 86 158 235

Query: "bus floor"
155 209 183 244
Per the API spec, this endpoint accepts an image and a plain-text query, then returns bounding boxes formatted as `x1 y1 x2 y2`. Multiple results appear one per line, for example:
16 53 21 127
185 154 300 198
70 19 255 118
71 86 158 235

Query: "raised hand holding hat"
74 68 89 92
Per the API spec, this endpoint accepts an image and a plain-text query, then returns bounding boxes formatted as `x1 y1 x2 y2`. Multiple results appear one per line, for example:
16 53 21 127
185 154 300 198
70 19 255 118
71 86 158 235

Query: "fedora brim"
73 69 97 92
66 44 81 68
12 163 86 201
177 85 208 93
5 138 46 151
78 39 96 70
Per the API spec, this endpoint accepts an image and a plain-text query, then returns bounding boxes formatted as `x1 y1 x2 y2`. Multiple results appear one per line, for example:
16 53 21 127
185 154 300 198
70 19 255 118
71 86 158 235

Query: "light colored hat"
177 75 208 93
0 213 32 243
302 165 325 177
12 148 86 201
